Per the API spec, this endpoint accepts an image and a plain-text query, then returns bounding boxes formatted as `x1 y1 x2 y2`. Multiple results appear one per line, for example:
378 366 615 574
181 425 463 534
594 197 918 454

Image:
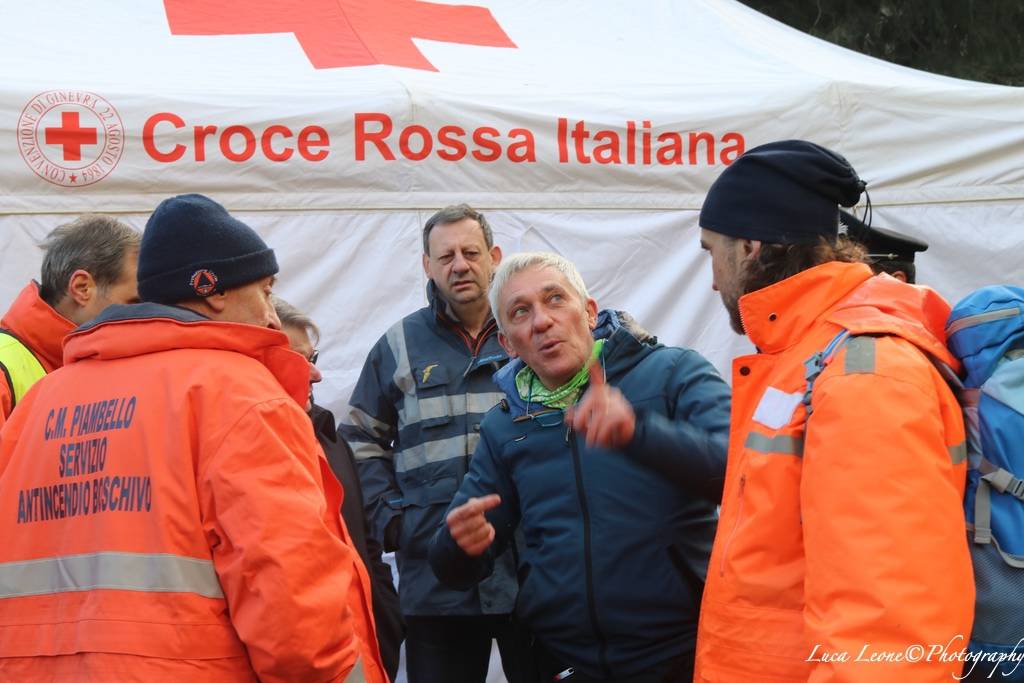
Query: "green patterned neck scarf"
516 339 605 410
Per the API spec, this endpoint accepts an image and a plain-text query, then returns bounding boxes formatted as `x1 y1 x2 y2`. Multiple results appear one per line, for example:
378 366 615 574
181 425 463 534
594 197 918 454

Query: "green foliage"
739 0 1024 86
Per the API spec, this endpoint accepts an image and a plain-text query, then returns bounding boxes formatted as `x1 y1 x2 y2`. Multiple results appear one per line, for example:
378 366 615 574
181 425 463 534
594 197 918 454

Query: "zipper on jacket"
569 427 611 678
454 318 498 377
718 473 746 578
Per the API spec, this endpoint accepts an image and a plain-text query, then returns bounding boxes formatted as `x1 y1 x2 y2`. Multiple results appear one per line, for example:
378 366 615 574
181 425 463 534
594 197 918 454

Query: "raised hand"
567 362 636 449
446 494 502 556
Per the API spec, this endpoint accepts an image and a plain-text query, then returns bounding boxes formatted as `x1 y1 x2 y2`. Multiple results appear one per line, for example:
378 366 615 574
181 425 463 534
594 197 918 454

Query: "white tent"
3 0 1023 422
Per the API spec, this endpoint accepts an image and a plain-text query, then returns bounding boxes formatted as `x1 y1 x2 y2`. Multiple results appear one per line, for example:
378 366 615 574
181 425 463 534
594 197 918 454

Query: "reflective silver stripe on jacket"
396 434 476 473
843 336 876 374
744 432 804 457
0 551 223 599
388 323 414 395
346 656 366 682
946 306 1020 337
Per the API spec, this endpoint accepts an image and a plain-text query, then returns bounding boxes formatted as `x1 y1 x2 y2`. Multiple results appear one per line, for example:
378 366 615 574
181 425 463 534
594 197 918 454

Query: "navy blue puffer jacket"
430 311 730 678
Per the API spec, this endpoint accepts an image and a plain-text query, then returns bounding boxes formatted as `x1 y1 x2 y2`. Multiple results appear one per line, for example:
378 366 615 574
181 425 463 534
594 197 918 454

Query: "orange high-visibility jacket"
695 263 973 683
0 304 386 683
0 281 74 427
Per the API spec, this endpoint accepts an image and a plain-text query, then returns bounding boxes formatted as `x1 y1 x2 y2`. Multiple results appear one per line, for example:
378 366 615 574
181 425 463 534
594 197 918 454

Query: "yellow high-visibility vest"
0 330 46 410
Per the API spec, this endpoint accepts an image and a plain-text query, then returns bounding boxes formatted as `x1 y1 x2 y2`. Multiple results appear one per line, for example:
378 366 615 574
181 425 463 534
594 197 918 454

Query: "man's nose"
267 307 282 330
309 363 323 384
532 307 554 331
451 251 469 272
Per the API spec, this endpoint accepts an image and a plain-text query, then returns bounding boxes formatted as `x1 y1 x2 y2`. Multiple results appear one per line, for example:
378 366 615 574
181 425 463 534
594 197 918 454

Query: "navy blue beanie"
699 140 866 245
138 194 278 303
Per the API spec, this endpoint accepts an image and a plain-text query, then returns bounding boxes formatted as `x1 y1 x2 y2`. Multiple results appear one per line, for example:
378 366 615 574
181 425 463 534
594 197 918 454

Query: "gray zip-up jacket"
339 282 517 616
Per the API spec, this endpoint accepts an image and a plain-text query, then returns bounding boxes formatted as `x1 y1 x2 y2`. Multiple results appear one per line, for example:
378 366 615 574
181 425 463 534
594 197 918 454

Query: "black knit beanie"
699 140 866 245
137 194 278 303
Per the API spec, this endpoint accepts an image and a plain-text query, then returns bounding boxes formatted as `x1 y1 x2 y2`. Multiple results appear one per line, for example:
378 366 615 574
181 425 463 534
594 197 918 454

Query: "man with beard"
340 205 521 683
694 140 973 682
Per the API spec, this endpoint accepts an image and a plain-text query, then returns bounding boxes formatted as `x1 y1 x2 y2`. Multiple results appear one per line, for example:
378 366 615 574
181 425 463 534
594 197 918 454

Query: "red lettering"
437 125 467 161
145 113 327 163
298 126 329 161
571 121 591 164
688 132 715 165
399 125 432 161
352 113 533 163
656 132 684 165
220 125 257 162
193 125 217 162
642 121 652 165
143 112 185 163
261 125 294 162
355 113 394 161
720 132 745 164
507 129 535 163
557 117 569 163
592 130 620 164
472 127 501 162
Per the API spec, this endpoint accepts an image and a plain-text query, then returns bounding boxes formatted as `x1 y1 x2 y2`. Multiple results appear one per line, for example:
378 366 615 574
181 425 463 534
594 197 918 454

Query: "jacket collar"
427 280 459 325
738 262 873 354
739 261 958 369
309 403 338 444
0 281 75 372
493 309 654 417
64 303 310 407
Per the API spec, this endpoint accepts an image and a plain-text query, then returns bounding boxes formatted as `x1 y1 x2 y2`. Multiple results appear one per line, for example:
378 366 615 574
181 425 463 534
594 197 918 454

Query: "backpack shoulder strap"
802 329 851 418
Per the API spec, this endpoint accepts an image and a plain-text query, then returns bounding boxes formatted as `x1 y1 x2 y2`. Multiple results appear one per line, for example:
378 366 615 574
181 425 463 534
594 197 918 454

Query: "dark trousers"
531 642 694 683
405 614 530 683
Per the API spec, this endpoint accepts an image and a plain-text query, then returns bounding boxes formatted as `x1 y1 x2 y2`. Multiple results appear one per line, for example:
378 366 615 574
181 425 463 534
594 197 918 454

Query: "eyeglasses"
308 349 319 365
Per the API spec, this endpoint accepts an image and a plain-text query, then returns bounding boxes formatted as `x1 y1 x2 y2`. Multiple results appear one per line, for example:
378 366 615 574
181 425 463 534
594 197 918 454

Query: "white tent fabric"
2 0 1023 432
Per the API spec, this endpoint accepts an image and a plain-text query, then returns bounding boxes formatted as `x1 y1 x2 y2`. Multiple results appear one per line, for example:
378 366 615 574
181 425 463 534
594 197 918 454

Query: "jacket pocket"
415 364 453 429
398 476 459 558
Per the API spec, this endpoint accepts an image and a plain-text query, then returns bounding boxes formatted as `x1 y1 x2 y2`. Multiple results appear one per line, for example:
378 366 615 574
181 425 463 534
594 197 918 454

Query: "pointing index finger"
588 359 605 388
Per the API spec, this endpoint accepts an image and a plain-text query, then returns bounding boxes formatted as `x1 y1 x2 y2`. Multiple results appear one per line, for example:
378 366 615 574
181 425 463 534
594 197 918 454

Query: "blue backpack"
946 285 1024 681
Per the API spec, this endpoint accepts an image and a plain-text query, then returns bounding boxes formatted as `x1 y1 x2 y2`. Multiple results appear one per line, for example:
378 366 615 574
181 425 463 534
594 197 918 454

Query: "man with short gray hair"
341 204 522 683
430 251 731 682
0 194 384 682
0 215 140 427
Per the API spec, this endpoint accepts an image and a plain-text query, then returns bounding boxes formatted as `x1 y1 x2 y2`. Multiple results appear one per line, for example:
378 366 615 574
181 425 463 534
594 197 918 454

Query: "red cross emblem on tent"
16 91 125 188
163 0 516 71
45 112 98 162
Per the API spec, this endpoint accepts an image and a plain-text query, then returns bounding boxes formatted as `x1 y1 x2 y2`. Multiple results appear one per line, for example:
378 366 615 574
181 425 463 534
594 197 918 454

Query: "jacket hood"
1 281 75 372
740 262 958 370
827 273 959 369
946 285 1024 387
493 309 657 416
64 303 310 407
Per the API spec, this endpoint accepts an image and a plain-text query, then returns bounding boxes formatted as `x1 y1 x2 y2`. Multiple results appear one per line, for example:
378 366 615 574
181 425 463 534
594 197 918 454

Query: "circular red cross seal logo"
190 270 220 297
17 90 124 188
